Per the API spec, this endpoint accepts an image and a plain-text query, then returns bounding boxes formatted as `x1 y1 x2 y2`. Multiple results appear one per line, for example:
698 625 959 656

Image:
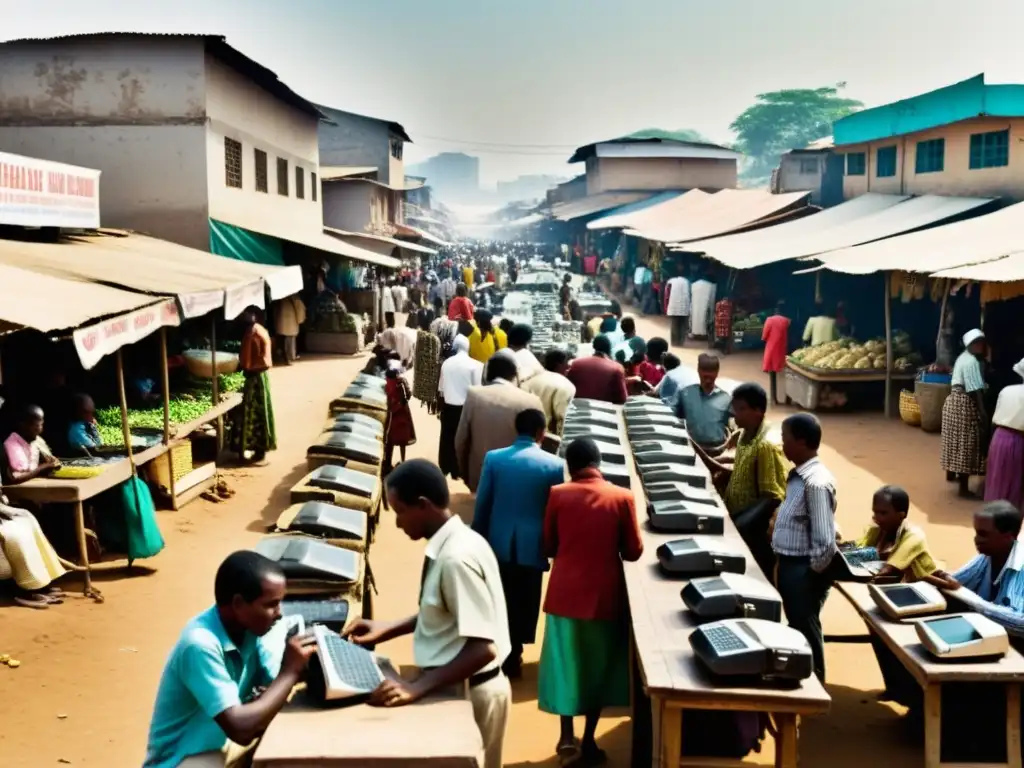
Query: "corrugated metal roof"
627 189 811 244
586 191 688 230
931 251 1024 282
315 104 411 143
811 198 1021 276
320 166 378 180
550 192 656 221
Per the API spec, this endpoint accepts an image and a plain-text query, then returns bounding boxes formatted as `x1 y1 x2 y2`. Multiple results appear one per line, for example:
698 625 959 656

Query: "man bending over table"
144 551 316 768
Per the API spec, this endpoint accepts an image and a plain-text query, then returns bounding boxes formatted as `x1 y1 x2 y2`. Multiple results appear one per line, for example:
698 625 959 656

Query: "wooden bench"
836 581 1024 768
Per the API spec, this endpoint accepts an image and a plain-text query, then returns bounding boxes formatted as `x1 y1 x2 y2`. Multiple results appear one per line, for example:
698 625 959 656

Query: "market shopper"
447 283 476 323
654 353 696 406
566 335 628 405
771 413 837 682
472 409 564 678
231 309 277 465
984 357 1024 510
381 279 397 330
637 337 668 387
538 438 643 767
144 551 317 768
467 309 508 364
941 329 989 498
383 362 416 471
673 354 733 457
761 304 791 405
438 336 483 480
664 267 692 347
522 349 577 435
345 460 511 768
272 295 306 365
507 323 543 383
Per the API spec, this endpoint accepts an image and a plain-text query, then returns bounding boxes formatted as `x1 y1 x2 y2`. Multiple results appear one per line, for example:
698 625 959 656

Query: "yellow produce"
6 659 20 668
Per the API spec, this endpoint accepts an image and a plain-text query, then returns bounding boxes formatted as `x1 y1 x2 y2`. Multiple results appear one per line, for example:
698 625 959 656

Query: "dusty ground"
0 309 981 767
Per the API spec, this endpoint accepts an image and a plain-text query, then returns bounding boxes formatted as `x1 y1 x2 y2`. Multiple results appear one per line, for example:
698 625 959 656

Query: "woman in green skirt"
231 309 277 464
539 437 644 765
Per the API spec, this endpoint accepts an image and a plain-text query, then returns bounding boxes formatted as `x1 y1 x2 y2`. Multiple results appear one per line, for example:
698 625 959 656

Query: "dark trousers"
497 561 544 667
775 555 831 681
384 311 396 329
768 371 779 405
670 315 689 347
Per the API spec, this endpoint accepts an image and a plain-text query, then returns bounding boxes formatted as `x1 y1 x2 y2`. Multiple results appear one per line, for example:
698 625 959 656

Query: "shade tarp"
401 224 451 248
323 227 436 255
808 199 1022 276
209 218 286 266
319 230 401 268
625 189 812 244
586 191 688 230
550 192 656 221
931 251 1024 282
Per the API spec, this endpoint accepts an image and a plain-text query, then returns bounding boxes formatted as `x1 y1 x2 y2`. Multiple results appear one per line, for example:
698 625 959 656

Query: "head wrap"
962 328 985 348
453 335 470 354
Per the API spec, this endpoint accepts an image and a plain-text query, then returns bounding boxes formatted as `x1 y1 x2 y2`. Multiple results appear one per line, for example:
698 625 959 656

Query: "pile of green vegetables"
95 372 245 431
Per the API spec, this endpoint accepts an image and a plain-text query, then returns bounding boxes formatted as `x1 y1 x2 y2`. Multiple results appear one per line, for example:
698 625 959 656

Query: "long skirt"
230 371 277 456
0 505 65 591
940 387 985 476
984 426 1024 509
438 403 463 478
538 614 630 716
498 562 543 645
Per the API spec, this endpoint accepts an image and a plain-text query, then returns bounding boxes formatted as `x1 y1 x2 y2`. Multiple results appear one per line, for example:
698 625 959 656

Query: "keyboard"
282 599 351 630
315 625 384 700
704 625 748 654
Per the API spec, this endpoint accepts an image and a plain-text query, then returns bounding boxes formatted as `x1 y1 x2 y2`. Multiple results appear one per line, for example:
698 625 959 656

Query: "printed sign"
0 151 102 229
73 299 181 370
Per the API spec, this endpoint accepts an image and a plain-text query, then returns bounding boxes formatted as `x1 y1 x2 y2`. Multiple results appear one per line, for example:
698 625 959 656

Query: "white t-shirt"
690 279 717 336
439 352 484 406
994 384 1024 432
381 286 396 314
665 277 691 316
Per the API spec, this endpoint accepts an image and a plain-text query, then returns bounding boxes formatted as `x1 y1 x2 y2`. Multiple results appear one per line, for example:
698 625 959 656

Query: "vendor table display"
788 332 921 373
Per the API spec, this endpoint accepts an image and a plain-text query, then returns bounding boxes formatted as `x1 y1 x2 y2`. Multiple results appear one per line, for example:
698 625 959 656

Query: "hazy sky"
4 0 1024 185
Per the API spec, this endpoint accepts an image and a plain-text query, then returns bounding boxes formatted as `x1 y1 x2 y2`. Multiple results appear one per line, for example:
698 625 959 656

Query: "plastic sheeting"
209 218 286 266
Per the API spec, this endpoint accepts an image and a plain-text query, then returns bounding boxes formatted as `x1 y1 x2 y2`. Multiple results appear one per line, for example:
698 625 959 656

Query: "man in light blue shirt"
674 354 733 455
472 408 565 678
145 551 316 767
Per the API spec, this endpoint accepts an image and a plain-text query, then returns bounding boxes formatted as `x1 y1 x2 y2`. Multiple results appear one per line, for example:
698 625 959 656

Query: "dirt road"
0 313 979 767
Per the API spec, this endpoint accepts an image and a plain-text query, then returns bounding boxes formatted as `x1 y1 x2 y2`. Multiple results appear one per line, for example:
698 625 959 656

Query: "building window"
312 172 318 202
915 138 945 174
390 138 403 161
254 149 268 193
969 129 1009 169
277 157 289 196
224 137 242 188
846 152 866 176
798 158 818 175
876 145 897 178
295 166 304 199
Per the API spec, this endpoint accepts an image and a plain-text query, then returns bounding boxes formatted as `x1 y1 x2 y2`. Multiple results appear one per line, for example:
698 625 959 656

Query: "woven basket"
899 389 922 427
915 380 952 434
150 442 194 491
183 350 239 379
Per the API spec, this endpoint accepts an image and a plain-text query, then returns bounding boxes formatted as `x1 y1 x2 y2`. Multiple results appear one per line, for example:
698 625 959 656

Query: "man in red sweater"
566 335 628 405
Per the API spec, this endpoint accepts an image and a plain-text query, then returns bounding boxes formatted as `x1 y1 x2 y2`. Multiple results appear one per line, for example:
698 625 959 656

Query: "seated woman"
4 405 61 484
0 496 68 608
844 485 939 583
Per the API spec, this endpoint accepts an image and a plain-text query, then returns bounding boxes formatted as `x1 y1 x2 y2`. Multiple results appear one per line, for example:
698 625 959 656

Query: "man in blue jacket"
472 407 565 678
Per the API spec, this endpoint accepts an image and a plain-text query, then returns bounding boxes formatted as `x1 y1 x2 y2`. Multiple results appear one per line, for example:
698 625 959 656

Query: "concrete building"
407 152 480 202
316 104 410 188
0 32 390 267
833 74 1024 202
568 135 741 196
771 139 844 207
496 174 568 204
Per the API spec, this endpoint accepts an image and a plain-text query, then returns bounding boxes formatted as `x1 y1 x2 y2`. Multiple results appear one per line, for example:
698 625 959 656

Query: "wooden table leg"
72 501 102 602
924 683 942 768
659 702 681 768
774 713 799 768
1008 683 1022 768
649 695 664 768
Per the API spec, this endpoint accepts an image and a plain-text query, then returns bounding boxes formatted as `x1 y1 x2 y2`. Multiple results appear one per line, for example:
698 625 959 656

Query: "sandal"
15 595 50 609
556 739 580 766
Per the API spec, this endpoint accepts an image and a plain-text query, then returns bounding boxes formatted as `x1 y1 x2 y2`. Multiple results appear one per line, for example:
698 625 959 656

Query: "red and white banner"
0 152 102 229
73 299 182 370
224 280 265 320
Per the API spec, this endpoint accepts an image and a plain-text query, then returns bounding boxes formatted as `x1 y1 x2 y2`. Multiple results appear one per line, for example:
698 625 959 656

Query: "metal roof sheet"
586 191 689 230
627 189 810 243
550 192 656 221
931 251 1024 282
323 228 436 255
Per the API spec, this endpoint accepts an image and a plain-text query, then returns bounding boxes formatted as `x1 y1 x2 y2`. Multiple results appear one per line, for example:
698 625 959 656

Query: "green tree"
730 84 862 179
625 128 713 144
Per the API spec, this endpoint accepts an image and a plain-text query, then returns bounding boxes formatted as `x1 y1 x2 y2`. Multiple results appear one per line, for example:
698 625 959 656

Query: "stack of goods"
788 332 921 373
731 310 766 335
307 412 385 473
328 374 388 422
561 399 629 488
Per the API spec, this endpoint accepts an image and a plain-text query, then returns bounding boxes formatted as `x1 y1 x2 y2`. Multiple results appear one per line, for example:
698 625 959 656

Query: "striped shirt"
951 350 985 393
951 542 1024 635
771 457 838 572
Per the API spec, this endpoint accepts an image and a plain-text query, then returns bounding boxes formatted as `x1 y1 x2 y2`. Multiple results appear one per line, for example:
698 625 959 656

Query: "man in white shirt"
440 275 458 308
689 277 717 339
345 460 511 768
381 280 397 328
664 270 692 347
507 324 544 383
521 349 576 435
438 335 483 479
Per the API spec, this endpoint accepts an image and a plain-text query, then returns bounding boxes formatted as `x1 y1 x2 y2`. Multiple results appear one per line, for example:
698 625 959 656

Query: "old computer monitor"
332 412 385 430
564 409 620 428
639 463 708 489
648 500 724 534
562 424 621 443
286 501 368 541
682 573 783 622
570 398 620 413
309 465 379 498
315 434 384 465
656 538 746 577
690 619 813 682
868 582 947 620
323 420 383 440
627 424 690 445
557 437 627 465
645 482 717 507
599 462 630 489
625 413 685 429
255 537 361 583
341 386 387 406
915 613 1009 660
633 441 697 467
351 374 386 390
624 397 672 413
282 599 351 632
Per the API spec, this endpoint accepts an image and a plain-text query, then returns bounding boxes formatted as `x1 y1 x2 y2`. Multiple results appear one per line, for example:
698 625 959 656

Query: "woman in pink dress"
761 303 791 405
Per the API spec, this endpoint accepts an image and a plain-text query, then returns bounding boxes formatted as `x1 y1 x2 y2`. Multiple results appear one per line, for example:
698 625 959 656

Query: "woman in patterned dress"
941 329 988 498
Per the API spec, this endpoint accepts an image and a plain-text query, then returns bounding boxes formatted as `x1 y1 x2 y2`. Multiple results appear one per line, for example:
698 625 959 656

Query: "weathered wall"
588 156 737 194
778 154 824 204
0 38 206 124
322 182 374 232
318 110 390 179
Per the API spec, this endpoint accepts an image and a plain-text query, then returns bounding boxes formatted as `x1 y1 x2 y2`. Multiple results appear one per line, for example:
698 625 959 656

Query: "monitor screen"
881 585 927 608
700 578 729 593
927 617 982 645
667 539 700 555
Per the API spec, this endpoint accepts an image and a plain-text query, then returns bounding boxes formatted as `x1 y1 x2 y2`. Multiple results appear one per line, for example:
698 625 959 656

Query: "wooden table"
783 361 915 413
837 582 1024 768
615 406 831 767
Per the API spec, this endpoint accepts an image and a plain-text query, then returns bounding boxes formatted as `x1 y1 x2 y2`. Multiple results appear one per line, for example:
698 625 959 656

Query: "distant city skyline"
5 0 1024 183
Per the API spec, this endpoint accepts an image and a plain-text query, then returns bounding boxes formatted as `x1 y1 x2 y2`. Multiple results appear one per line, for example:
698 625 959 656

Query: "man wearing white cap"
941 329 989 498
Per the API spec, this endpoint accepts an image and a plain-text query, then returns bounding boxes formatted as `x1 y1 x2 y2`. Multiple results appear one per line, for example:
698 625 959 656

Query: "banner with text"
0 151 101 229
73 299 181 370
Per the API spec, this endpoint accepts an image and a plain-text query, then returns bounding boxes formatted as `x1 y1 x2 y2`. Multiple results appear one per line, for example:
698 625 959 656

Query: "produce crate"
150 441 194 492
731 328 765 351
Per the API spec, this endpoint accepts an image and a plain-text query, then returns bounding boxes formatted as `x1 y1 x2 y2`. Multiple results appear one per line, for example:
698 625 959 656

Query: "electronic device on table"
627 425 690 445
639 463 708 489
282 599 351 632
286 501 367 541
255 537 361 583
564 408 620 427
648 500 724 534
309 465 379 498
598 462 630 489
869 582 947 620
557 437 627 465
645 482 717 506
332 412 385 429
341 386 387 406
690 619 813 682
915 613 1009 660
624 397 672 413
831 546 887 582
632 441 697 467
284 613 306 640
657 538 746 577
625 413 685 429
571 398 620 413
316 434 384 465
324 420 383 439
682 573 783 622
352 374 386 390
562 424 621 443
312 624 385 702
